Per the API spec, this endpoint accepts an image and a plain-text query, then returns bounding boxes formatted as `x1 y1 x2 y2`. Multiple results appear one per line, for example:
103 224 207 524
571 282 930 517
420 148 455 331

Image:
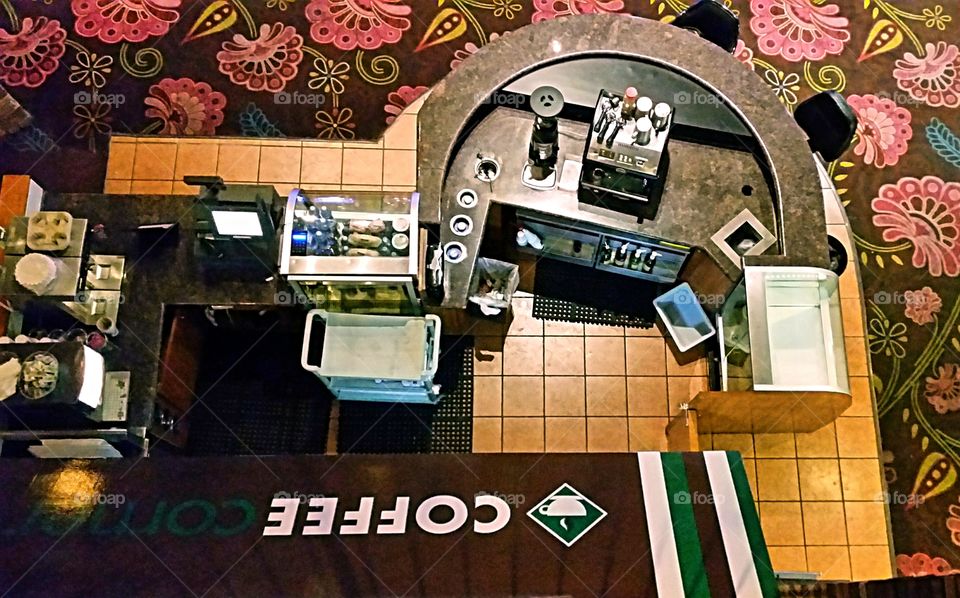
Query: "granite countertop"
40 193 281 433
417 14 830 274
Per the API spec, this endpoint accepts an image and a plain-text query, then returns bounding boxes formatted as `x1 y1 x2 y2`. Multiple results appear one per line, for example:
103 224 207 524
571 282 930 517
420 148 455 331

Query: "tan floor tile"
265 182 297 196
667 376 709 415
473 377 501 416
796 423 838 458
840 297 864 338
711 433 754 457
107 141 136 179
383 149 417 186
626 325 662 337
768 546 807 572
585 337 625 375
172 181 198 195
845 502 888 545
545 376 586 416
103 179 131 194
259 145 301 183
502 336 544 375
840 459 884 501
506 297 543 336
625 337 666 376
803 502 848 545
587 417 629 452
405 92 428 114
473 337 502 375
585 324 624 336
129 180 174 194
133 143 177 180
473 418 501 453
844 337 869 376
217 144 260 182
839 267 861 299
502 417 544 452
503 376 544 416
627 376 668 417
342 148 383 185
836 418 879 458
743 458 759 502
666 351 710 377
799 459 842 501
755 433 796 458
843 376 874 417
544 337 584 375
756 459 800 501
383 113 417 149
174 142 219 180
586 377 627 416
301 146 342 184
546 418 586 452
849 545 893 580
806 546 852 580
759 502 804 545
544 320 584 336
628 417 668 451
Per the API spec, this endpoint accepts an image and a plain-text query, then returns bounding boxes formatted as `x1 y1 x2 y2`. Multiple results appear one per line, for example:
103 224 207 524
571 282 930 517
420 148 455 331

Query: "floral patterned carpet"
2 0 960 574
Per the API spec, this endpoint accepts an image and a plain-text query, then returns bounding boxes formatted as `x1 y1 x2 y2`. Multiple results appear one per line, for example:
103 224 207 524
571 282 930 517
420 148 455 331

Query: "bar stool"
671 0 740 53
794 90 859 162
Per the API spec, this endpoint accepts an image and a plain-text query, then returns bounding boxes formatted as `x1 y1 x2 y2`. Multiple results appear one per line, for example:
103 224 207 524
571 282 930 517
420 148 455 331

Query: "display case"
279 189 421 315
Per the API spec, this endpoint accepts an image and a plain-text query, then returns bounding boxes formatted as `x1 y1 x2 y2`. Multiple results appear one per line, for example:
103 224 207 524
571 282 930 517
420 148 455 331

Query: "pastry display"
18 351 58 400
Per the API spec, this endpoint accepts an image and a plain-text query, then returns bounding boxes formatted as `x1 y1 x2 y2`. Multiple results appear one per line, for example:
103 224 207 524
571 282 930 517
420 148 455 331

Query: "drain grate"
532 295 655 329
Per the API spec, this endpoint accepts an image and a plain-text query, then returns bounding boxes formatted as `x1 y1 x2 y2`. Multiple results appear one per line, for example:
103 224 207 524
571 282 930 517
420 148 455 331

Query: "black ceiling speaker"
671 0 740 53
794 90 859 162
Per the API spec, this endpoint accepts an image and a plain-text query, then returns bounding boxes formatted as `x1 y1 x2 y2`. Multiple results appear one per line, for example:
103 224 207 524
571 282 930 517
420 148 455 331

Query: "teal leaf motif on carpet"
7 126 58 154
927 118 960 168
239 103 286 138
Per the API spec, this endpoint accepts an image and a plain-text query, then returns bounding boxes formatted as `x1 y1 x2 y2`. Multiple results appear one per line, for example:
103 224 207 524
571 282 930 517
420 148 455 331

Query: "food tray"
26 211 73 252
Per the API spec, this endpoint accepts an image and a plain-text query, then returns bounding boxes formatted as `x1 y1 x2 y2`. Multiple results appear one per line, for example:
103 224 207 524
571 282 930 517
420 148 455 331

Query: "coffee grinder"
521 86 564 190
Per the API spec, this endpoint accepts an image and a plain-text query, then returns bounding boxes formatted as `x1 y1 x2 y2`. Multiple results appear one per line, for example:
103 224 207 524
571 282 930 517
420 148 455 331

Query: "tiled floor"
101 88 891 582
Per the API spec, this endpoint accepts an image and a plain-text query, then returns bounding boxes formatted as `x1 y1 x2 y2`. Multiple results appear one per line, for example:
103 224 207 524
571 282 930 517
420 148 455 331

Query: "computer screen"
211 210 264 237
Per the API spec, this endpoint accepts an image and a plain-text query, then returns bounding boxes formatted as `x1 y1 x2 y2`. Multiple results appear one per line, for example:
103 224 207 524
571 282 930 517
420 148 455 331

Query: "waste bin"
468 258 520 316
653 283 716 352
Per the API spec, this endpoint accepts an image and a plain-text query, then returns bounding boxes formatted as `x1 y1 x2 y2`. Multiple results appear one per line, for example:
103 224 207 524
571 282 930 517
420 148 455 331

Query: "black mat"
336 336 474 454
531 258 660 328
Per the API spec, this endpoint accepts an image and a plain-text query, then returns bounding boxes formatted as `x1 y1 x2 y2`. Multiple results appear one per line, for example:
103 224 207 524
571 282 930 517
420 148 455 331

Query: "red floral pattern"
72 0 181 44
451 33 502 70
384 84 427 124
926 364 960 414
144 77 226 135
0 17 66 88
749 0 849 62
872 177 960 277
897 552 960 576
894 42 960 108
218 23 304 93
846 94 912 168
305 0 412 51
532 0 624 23
904 286 942 326
733 40 755 70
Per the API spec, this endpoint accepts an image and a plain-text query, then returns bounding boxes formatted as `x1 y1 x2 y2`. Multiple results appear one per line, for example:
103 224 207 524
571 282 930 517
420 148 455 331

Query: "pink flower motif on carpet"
384 84 427 125
532 0 624 23
450 33 501 71
733 40 755 70
872 176 960 277
846 94 912 168
897 552 960 576
894 42 960 108
926 364 960 414
72 0 181 44
749 0 849 62
218 23 304 93
144 77 227 135
0 17 66 88
305 0 411 51
904 287 942 326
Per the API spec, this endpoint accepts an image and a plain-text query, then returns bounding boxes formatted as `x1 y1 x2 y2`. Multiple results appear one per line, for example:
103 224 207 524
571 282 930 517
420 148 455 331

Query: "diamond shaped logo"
527 483 607 547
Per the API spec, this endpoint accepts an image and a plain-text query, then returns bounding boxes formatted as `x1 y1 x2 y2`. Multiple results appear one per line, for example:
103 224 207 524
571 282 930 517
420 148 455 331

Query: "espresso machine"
578 88 675 221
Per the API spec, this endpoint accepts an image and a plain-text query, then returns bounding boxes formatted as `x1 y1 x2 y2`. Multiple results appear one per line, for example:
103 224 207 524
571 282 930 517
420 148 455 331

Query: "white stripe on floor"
637 452 685 598
704 451 763 598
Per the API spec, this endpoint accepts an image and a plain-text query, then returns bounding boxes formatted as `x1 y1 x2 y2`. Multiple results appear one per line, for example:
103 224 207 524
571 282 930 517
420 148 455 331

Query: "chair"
794 90 858 162
671 0 740 53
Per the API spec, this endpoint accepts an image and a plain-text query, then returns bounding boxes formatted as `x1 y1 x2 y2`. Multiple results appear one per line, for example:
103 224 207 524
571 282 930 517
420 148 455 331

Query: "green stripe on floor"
660 452 710 598
727 451 779 598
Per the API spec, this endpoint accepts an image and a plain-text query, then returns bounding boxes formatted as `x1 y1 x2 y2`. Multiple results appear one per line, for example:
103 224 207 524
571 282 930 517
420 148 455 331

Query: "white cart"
300 309 442 404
